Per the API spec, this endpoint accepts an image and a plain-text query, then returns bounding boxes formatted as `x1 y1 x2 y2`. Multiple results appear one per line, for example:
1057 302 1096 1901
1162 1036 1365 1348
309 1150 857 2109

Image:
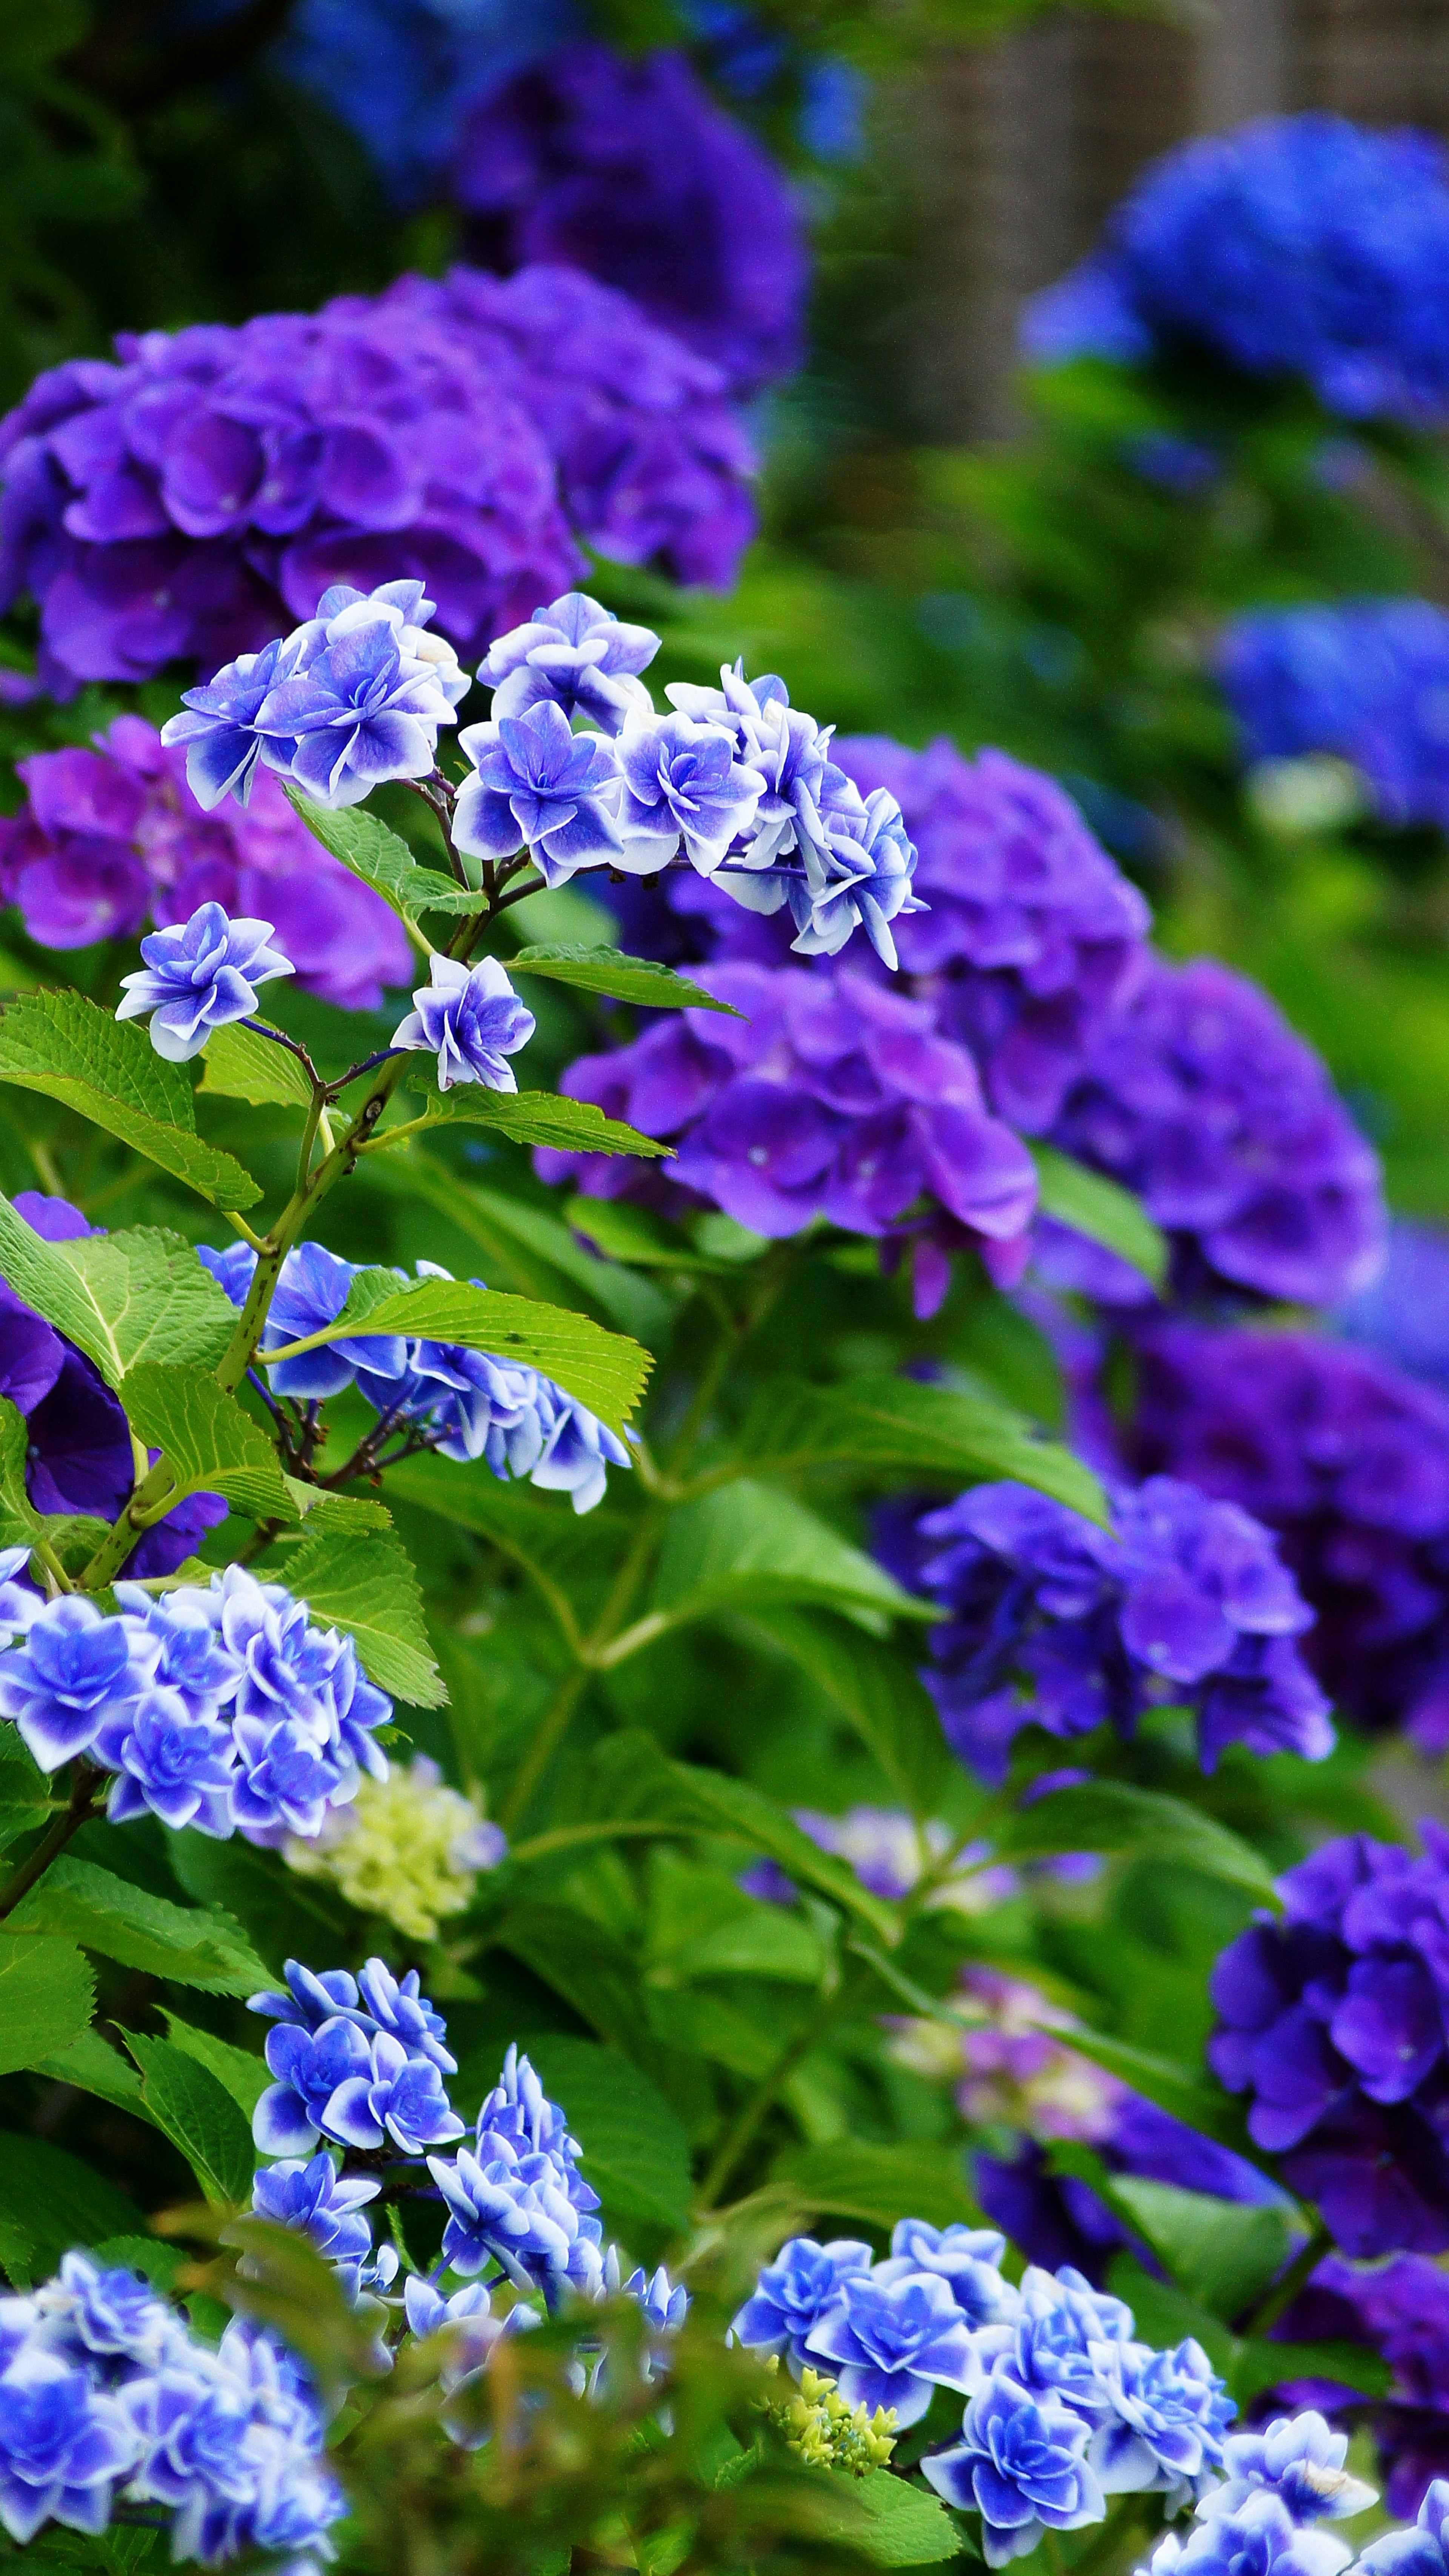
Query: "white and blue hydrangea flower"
480 592 660 735
115 902 293 1062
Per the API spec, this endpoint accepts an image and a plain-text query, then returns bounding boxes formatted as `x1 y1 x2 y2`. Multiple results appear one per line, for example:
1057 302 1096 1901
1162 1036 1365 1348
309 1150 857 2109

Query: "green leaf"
522 2035 693 2229
581 1732 900 1938
319 1272 651 1432
774 2139 983 2232
1106 2177 1300 2322
848 2473 964 2567
12 1858 269 1993
400 1079 669 1159
160 2013 268 2117
735 1608 954 1814
1029 1143 1167 1291
0 1719 54 1851
199 1023 313 1108
120 1363 297 1527
564 1196 720 1273
0 2210 34 2287
507 943 742 1014
0 1933 94 2072
281 1517 444 1707
285 793 479 926
0 2132 138 2271
1044 2034 1242 2143
993 1779 1279 1899
0 1396 38 1549
0 1202 238 1390
31 2027 151 2121
739 1374 1107 1523
1230 2337 1393 2405
491 1906 653 2055
0 989 261 1208
650 1481 933 1629
119 2033 255 2204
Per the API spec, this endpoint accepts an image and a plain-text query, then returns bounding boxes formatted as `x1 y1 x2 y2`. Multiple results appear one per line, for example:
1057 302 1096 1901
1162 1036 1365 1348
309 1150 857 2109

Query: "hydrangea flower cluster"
198 1241 631 1514
1044 956 1386 1310
734 2228 1234 2565
894 1472 1331 1784
1122 1320 1449 1748
0 266 754 692
284 1753 506 1942
0 1563 390 1840
0 1191 223 1573
541 958 1037 1310
1279 2254 1449 2521
0 717 409 1005
1209 1826 1449 2257
275 0 571 204
452 42 807 396
1336 1220 1449 1394
1218 600 1449 836
0 2252 340 2562
1022 114 1449 427
1135 2413 1378 2576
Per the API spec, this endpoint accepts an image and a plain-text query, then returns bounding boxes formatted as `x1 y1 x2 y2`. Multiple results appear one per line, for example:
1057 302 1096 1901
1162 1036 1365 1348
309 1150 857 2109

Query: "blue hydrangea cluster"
1021 114 1449 428
1210 1826 1449 2260
0 269 754 694
1277 2255 1449 2523
198 1241 631 1514
539 957 1037 1316
733 2227 1235 2565
1138 2412 1379 2576
891 1472 1331 1784
274 0 572 205
1336 1220 1449 1394
0 2252 340 2561
0 1564 390 1839
1123 1319 1449 1750
1217 600 1449 836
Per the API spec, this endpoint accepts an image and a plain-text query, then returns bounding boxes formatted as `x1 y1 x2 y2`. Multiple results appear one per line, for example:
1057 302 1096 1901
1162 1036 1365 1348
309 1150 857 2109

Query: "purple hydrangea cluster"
1122 1319 1449 1747
0 715 408 1006
1045 955 1386 1309
540 958 1038 1310
733 2229 1234 2564
0 1563 391 1841
0 265 754 692
1218 600 1449 836
1209 1826 1449 2258
0 2253 340 2561
1278 2255 1449 2522
452 42 809 394
199 1241 631 1513
900 1472 1331 1783
0 1191 224 1575
1022 114 1449 427
1336 1220 1449 1393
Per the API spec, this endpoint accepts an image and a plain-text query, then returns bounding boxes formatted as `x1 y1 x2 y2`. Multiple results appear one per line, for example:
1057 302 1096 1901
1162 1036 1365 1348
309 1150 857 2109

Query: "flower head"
480 591 660 734
115 902 292 1062
731 2237 874 2367
922 2370 1106 2566
453 701 623 884
804 2270 980 2429
391 954 536 1092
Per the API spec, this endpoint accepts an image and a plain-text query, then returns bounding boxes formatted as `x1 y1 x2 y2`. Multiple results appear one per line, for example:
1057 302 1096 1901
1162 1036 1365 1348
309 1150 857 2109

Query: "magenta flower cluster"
1210 1827 1449 2258
0 717 408 1006
539 958 1038 1304
0 264 754 694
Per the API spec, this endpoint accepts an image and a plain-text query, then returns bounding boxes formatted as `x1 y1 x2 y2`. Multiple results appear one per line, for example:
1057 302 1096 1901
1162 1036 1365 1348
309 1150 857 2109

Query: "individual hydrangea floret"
1358 2479 1449 2576
115 902 293 1063
479 591 660 734
877 2222 1019 2330
1218 600 1449 838
1020 114 1449 429
922 2371 1106 2566
391 954 537 1092
730 2236 875 2368
1092 2336 1235 2496
1211 2413 1378 2524
1209 1825 1449 2256
907 1471 1331 1784
427 2136 605 2303
451 41 809 393
804 2271 981 2429
91 1687 236 1836
249 2153 381 2293
616 709 767 875
452 701 624 884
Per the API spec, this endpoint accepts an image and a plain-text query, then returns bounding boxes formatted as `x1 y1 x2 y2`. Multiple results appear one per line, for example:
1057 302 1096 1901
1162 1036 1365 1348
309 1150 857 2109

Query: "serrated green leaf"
119 2033 255 2205
0 2211 34 2288
0 1725 53 1852
199 1022 313 1108
31 2027 150 2121
1107 2176 1300 2322
0 1934 94 2073
0 2133 138 2272
581 1733 899 1938
283 1518 444 1707
735 1607 953 1814
507 943 742 1014
120 1363 297 1527
12 1858 269 1993
992 1779 1278 1898
0 989 261 1208
650 1481 933 1628
0 1396 38 1549
305 1273 650 1432
849 2473 964 2567
399 1078 669 1159
774 2139 983 2232
523 2035 693 2229
285 792 478 926
738 1374 1107 1523
1029 1143 1168 1290
160 2013 268 2117
0 1201 237 1389
282 1486 392 1534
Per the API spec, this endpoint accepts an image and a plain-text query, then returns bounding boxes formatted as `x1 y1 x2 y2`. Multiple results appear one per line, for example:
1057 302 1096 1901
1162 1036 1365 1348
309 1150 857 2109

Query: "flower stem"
0 1762 103 1919
1240 2221 1334 2339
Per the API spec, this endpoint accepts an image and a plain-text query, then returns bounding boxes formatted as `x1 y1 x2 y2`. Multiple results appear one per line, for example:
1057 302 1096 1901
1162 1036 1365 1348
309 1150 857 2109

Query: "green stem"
496 1668 590 1838
697 1991 842 2210
1240 2221 1334 2339
505 1821 675 1865
0 1762 103 1919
